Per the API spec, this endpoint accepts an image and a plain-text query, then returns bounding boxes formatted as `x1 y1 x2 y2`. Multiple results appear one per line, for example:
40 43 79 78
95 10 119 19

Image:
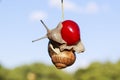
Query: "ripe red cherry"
61 20 81 45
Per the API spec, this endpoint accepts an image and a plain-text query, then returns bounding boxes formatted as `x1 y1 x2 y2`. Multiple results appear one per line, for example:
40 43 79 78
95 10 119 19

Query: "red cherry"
61 20 81 45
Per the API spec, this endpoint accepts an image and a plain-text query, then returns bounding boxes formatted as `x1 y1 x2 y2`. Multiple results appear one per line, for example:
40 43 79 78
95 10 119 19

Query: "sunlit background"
0 0 120 73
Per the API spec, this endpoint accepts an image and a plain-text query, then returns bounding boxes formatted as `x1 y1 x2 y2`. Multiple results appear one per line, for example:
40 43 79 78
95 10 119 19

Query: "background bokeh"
0 0 120 78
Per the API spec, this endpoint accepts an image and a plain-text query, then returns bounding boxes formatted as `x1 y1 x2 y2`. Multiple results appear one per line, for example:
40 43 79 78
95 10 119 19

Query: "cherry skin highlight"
61 20 81 45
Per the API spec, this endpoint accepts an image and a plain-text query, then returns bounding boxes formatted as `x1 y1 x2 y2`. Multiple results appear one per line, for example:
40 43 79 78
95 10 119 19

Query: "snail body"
47 20 85 53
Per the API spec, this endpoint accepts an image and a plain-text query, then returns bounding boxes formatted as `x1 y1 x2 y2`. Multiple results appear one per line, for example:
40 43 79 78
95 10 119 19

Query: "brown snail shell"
48 40 76 69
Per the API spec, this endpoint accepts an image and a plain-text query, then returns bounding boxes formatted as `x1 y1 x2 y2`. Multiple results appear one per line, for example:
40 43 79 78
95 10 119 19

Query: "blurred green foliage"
0 61 120 80
74 61 120 80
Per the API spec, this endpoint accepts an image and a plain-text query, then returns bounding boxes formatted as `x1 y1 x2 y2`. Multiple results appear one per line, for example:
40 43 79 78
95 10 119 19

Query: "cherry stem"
61 0 64 21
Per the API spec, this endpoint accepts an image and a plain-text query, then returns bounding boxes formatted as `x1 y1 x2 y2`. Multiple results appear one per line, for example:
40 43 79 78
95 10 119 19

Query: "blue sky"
0 0 120 72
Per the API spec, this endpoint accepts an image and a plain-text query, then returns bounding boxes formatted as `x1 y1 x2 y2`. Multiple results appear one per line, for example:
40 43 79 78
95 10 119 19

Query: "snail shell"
48 40 76 69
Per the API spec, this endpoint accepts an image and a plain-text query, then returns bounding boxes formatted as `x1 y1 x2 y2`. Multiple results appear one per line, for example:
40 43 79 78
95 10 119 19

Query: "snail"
32 20 85 69
32 0 85 69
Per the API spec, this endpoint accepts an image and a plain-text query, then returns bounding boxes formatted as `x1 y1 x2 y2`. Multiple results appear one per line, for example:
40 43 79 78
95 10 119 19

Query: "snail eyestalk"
32 36 47 42
61 0 64 21
32 20 49 43
40 20 50 32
